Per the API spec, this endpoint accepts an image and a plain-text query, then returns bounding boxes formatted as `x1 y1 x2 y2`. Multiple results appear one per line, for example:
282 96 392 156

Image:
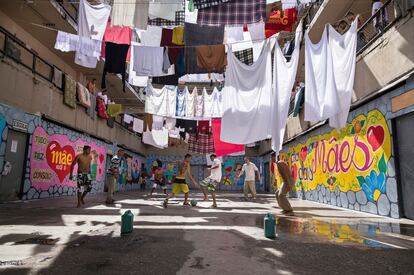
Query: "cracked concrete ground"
0 191 413 274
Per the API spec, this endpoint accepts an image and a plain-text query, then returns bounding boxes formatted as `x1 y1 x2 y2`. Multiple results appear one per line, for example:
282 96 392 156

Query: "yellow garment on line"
172 26 184 45
107 104 122 117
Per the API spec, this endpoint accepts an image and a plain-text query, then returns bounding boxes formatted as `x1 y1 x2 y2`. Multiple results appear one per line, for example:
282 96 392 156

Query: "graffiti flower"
361 170 386 202
351 120 365 134
326 176 336 186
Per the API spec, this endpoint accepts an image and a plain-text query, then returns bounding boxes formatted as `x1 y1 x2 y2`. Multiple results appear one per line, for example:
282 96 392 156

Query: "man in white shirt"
242 157 260 200
199 154 222 208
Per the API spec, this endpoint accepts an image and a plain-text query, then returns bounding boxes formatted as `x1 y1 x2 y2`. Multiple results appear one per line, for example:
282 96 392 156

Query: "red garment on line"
211 119 244 157
101 20 132 62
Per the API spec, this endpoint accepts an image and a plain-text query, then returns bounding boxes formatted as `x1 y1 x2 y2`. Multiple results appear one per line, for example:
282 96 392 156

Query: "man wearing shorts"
70 145 93 207
149 160 167 195
163 154 197 208
199 154 222 208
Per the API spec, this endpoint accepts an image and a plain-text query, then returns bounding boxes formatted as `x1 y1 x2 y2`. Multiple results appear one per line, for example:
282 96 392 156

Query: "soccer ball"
190 200 197 207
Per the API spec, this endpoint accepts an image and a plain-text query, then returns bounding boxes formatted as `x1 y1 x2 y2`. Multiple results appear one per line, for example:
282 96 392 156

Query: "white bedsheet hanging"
186 87 196 118
145 84 177 117
271 21 303 153
211 87 223 118
128 42 149 87
304 27 339 123
203 88 214 118
328 19 358 129
304 19 358 129
221 39 274 144
78 0 111 41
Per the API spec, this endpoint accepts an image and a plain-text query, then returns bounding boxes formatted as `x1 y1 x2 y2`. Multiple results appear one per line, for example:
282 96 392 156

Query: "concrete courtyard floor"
0 191 414 275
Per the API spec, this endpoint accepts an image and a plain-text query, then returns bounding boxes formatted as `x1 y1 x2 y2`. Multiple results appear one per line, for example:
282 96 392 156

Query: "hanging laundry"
145 83 177 117
186 87 196 118
328 20 358 129
265 7 297 37
248 21 266 41
53 67 63 89
184 23 225 74
54 31 78 52
107 104 122 117
78 0 111 41
212 119 245 157
77 82 91 108
211 87 223 118
188 133 215 154
176 119 197 135
97 97 109 119
101 20 132 62
128 42 149 87
101 42 129 91
152 74 180 86
111 0 149 30
176 87 187 117
271 21 303 153
185 0 198 24
64 74 76 109
194 89 204 117
132 46 164 76
143 129 168 149
165 118 177 130
198 120 210 134
87 93 97 120
225 25 244 44
160 28 182 64
179 73 225 83
123 114 134 124
75 36 102 68
133 118 144 133
143 113 153 131
304 27 339 124
152 115 165 130
172 26 185 45
149 0 184 21
221 39 274 144
203 88 214 118
196 45 227 73
197 0 266 25
136 26 162 47
193 0 231 9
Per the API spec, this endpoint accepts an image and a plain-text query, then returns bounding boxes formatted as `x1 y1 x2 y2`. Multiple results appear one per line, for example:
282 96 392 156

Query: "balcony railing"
0 25 61 89
357 0 396 55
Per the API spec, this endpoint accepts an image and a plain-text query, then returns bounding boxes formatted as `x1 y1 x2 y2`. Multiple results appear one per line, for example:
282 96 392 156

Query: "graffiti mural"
223 160 235 185
283 110 394 216
30 127 106 191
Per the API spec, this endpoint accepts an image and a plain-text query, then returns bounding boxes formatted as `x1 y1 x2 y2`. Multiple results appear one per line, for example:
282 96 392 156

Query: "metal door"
0 130 28 201
395 112 414 220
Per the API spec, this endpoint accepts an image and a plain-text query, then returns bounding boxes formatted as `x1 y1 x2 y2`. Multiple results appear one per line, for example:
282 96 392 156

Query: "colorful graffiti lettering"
285 110 391 200
30 127 106 191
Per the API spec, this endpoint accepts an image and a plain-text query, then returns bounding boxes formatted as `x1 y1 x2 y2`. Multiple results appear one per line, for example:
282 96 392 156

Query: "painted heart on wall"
46 141 76 183
300 146 308 162
367 126 385 152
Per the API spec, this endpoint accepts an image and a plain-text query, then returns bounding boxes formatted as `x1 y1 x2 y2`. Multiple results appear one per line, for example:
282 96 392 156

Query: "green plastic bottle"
121 210 134 235
264 213 276 239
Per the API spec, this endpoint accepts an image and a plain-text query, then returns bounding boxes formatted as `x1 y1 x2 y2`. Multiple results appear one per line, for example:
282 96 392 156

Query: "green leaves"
378 153 387 174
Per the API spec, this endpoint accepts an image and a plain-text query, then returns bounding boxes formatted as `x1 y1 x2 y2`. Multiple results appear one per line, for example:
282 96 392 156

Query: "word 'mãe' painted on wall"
284 110 391 203
30 127 106 191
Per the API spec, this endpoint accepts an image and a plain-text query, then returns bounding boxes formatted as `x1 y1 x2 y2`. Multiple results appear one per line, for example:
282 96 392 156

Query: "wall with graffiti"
281 109 398 218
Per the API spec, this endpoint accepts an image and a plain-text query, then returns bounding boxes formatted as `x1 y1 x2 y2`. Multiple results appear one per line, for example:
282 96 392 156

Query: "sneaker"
163 199 168 208
210 204 217 208
183 201 190 206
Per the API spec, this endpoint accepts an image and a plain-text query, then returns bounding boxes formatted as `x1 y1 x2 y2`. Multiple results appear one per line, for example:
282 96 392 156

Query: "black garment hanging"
101 42 130 92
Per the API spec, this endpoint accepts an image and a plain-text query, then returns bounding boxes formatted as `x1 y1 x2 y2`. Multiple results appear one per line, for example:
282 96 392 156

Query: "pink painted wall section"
30 127 106 191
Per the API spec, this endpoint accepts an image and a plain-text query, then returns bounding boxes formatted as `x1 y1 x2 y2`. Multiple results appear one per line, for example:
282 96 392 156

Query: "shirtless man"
70 145 93 207
163 154 197 208
274 154 294 216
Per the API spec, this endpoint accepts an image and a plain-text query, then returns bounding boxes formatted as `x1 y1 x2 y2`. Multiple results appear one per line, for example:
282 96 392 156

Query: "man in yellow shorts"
163 154 197 208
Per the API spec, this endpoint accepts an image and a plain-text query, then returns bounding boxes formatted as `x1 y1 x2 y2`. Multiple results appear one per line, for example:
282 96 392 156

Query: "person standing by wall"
241 157 260 201
70 145 93 208
106 149 124 204
275 154 294 216
199 154 222 208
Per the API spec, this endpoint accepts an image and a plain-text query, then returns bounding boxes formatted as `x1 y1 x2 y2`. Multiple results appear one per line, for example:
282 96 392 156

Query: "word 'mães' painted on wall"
285 110 391 203
30 127 106 191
